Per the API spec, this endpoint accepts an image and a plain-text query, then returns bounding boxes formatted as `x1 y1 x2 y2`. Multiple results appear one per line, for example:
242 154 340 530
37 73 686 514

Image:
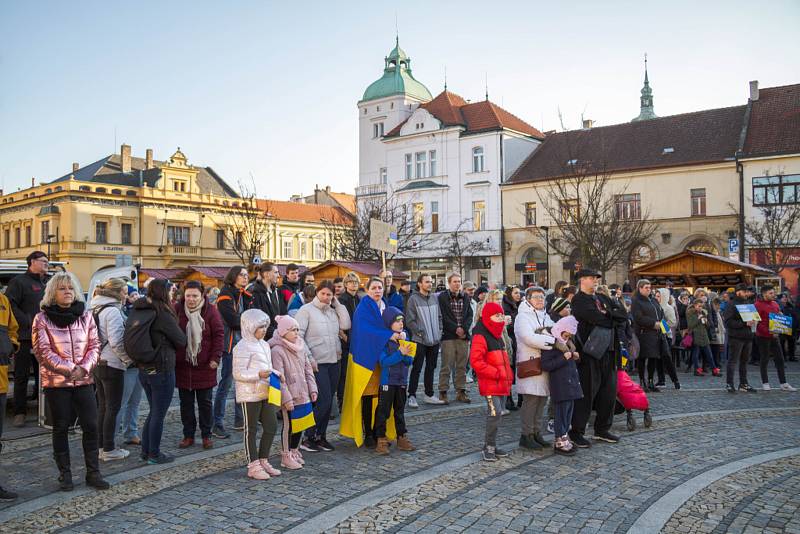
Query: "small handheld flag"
398 339 417 357
659 319 670 334
267 372 282 407
290 402 316 433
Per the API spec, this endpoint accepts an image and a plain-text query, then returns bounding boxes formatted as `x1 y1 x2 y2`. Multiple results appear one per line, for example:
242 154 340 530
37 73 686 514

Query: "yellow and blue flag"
340 297 396 446
658 319 670 335
388 232 398 247
267 372 282 407
290 402 316 433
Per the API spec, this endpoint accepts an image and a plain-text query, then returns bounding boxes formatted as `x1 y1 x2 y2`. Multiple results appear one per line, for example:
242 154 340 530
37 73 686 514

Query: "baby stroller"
616 370 652 430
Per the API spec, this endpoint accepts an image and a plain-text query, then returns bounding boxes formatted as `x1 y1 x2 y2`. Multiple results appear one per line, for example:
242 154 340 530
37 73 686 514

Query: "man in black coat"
723 283 757 392
569 268 626 447
437 273 474 404
6 250 50 427
250 262 286 340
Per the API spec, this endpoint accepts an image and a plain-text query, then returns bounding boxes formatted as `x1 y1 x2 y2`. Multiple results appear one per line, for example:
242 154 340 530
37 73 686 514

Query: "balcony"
355 183 387 197
169 245 199 256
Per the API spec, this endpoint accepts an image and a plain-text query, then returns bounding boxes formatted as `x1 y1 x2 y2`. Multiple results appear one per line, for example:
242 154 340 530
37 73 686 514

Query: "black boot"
84 449 110 490
648 380 660 393
54 452 74 491
643 409 653 428
516 394 523 408
626 410 636 431
505 396 518 411
532 432 551 448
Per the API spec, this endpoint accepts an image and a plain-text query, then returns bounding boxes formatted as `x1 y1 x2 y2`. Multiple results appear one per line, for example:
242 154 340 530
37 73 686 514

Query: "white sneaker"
547 419 555 434
762 383 771 391
500 409 510 416
423 394 445 405
466 374 474 384
408 395 419 409
101 448 130 461
780 383 797 392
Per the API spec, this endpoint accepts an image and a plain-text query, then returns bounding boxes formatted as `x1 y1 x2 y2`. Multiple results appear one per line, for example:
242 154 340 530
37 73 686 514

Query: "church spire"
632 53 657 122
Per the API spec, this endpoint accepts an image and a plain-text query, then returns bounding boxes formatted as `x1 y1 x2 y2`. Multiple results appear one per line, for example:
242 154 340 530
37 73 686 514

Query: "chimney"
120 144 132 173
582 119 594 129
72 162 79 173
749 80 759 101
145 148 153 170
31 177 35 187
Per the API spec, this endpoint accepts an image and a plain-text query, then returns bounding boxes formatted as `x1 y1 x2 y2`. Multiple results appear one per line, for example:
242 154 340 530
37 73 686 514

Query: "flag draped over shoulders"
340 297 395 446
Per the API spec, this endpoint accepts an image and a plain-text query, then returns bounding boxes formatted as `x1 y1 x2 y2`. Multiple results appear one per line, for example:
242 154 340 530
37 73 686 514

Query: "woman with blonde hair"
33 272 108 491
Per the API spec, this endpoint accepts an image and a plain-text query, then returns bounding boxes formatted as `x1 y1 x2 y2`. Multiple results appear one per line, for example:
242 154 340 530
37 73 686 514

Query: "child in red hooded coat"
470 301 514 462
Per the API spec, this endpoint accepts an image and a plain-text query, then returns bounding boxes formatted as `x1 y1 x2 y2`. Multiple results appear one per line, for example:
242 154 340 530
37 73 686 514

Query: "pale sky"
1 0 798 200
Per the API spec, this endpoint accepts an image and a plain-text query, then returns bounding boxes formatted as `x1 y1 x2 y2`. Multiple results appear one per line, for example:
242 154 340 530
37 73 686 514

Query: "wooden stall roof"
309 261 409 280
630 251 775 288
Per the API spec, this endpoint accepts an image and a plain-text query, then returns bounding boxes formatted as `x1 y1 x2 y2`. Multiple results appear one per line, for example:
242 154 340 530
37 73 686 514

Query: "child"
232 309 282 480
540 316 584 456
374 307 414 455
269 315 318 470
470 302 513 462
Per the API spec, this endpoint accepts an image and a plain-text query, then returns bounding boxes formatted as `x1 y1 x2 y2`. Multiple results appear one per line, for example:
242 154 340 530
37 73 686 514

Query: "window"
173 181 186 192
691 188 707 216
25 226 31 247
14 227 20 249
216 229 225 249
472 201 486 231
167 225 190 246
405 153 413 179
379 167 387 184
121 223 132 245
431 201 439 232
560 199 579 223
615 193 641 220
95 221 108 244
525 202 537 226
415 151 427 178
282 239 293 258
429 150 437 176
300 241 307 260
413 203 424 232
3 230 8 249
234 231 243 250
752 175 800 206
472 147 485 173
314 240 325 260
372 122 384 138
41 221 50 244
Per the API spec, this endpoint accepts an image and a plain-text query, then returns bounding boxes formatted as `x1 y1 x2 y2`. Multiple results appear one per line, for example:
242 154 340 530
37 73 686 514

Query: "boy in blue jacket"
374 307 414 455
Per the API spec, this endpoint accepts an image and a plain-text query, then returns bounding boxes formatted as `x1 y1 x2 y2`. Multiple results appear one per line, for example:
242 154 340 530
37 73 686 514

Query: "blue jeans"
310 361 340 439
116 367 143 441
692 345 715 370
554 399 574 437
139 370 175 458
213 352 242 428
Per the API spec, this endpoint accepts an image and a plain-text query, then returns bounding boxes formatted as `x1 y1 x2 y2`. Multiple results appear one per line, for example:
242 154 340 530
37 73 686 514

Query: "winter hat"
275 315 299 337
127 283 139 295
481 301 505 338
551 315 579 341
550 297 570 315
382 306 404 330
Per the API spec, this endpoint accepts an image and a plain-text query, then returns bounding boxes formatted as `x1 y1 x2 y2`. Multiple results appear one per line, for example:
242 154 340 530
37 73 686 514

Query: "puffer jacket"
90 295 131 371
269 332 317 407
755 297 781 338
295 296 351 364
233 309 280 403
405 291 442 346
514 300 554 396
0 293 19 395
470 321 513 397
32 308 100 388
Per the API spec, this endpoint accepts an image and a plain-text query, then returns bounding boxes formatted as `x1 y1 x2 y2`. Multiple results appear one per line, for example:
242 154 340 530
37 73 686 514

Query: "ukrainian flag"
388 232 398 247
290 402 316 433
340 297 396 446
267 372 282 407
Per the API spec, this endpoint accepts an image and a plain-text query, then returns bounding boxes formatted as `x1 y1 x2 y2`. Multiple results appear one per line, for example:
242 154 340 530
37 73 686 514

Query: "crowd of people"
0 253 797 499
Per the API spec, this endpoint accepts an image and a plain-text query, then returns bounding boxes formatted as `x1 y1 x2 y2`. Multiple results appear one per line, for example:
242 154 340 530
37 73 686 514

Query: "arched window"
79 186 91 191
472 147 485 172
111 189 122 195
685 238 719 255
45 188 52 194
95 187 106 193
126 190 136 196
629 244 656 269
54 186 63 192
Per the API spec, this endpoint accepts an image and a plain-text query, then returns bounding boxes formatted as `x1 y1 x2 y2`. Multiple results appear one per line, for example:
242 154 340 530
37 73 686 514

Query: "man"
569 268 625 447
381 270 404 311
723 283 757 393
333 277 345 297
7 250 50 427
437 273 474 404
462 281 479 382
278 263 301 304
754 285 796 391
405 273 444 407
250 262 287 340
399 280 412 310
336 272 361 411
0 287 19 500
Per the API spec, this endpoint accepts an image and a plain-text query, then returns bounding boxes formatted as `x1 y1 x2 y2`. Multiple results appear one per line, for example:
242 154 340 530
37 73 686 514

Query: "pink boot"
260 459 282 476
247 460 270 480
281 451 303 470
292 449 305 465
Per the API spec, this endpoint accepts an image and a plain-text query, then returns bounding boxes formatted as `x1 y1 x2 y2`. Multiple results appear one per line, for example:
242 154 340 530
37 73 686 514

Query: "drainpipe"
499 132 507 285
736 153 745 262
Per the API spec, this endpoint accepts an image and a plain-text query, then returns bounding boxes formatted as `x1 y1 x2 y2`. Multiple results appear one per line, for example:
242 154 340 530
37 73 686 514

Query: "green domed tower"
361 37 432 103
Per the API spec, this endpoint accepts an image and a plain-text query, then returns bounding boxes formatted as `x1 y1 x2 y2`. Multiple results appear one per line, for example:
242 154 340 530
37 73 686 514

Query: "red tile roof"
386 90 544 139
508 105 746 184
743 83 800 158
256 199 353 225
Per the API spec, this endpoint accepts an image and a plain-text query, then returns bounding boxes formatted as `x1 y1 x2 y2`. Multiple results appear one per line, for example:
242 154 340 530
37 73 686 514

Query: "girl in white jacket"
233 309 283 480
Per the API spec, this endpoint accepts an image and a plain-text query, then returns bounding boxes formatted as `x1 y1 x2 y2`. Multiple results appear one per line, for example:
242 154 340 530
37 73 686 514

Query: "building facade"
357 40 543 284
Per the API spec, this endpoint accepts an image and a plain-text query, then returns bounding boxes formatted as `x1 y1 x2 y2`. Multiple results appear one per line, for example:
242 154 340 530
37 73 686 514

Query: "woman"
175 281 224 450
90 277 133 462
131 279 187 464
631 279 664 392
502 286 522 411
296 280 351 452
655 288 681 390
687 299 718 376
33 272 108 491
545 280 568 312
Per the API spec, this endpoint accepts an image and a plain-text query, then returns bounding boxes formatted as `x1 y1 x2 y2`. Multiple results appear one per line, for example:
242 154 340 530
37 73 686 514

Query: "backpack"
124 309 160 365
92 303 118 353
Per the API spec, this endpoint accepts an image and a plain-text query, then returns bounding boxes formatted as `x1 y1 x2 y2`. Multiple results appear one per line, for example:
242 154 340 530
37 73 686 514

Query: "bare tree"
219 179 272 266
744 179 800 273
326 194 430 262
439 219 489 278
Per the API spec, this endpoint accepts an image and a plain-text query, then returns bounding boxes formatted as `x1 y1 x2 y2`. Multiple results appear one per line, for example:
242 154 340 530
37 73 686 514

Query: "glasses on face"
530 295 545 300
238 272 248 278
35 258 49 264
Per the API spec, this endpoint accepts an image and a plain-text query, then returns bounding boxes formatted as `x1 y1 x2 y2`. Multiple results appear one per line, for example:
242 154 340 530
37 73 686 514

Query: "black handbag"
579 326 613 360
0 325 14 365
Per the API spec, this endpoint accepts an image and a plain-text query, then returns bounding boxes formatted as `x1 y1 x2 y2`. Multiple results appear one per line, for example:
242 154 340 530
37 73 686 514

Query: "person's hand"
456 327 465 338
390 332 402 341
311 360 319 373
654 321 661 329
504 315 512 325
209 361 218 370
746 320 755 327
339 330 348 342
310 392 318 402
70 366 86 380
573 352 580 362
258 370 271 379
564 351 573 360
283 401 294 412
398 343 411 356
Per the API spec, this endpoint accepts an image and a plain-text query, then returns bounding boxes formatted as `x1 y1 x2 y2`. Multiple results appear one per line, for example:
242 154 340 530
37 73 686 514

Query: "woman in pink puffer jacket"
32 272 108 492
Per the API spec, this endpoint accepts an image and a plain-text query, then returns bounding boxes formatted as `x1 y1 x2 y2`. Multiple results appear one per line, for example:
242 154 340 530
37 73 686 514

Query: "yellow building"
0 145 352 287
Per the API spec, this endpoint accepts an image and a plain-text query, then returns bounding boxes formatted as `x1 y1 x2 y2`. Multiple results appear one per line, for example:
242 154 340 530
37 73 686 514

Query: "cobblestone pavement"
0 362 797 533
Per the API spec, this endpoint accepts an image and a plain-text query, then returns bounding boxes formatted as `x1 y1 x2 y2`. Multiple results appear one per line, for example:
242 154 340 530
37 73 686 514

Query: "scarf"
481 302 505 338
43 301 85 328
184 301 205 366
277 333 306 357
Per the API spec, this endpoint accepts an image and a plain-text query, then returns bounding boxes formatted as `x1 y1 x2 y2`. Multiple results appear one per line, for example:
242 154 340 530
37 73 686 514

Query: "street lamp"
539 226 549 288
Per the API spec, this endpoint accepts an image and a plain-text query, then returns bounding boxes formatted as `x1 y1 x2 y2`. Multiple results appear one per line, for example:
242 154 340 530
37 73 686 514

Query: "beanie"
550 297 569 315
275 315 299 337
551 315 579 341
382 306 404 330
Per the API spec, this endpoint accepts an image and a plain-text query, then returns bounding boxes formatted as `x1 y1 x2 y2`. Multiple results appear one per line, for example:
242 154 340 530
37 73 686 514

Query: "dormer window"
173 180 187 192
662 147 675 154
